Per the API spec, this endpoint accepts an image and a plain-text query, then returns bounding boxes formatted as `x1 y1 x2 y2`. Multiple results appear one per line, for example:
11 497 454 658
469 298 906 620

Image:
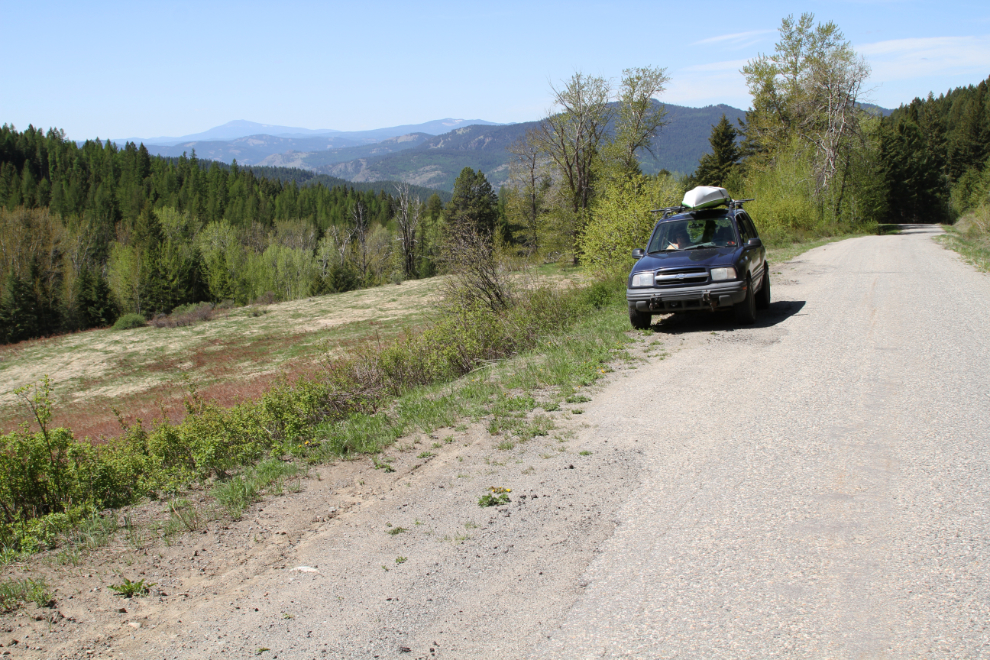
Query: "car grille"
654 268 709 286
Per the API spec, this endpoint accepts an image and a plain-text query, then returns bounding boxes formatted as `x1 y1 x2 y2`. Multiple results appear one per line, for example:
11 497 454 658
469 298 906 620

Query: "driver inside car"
667 226 690 250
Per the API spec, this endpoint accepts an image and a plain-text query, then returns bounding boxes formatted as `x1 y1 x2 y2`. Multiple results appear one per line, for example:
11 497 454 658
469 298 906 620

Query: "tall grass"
941 204 990 272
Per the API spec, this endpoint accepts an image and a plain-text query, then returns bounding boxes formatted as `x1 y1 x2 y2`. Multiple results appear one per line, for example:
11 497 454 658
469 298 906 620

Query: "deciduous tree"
742 13 870 196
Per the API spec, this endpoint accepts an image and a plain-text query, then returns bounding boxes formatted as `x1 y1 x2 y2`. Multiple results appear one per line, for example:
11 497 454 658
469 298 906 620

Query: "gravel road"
37 226 988 659
534 225 990 658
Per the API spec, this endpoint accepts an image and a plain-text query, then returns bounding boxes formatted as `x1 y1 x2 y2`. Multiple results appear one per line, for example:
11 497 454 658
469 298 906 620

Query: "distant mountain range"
115 118 500 147
118 103 887 192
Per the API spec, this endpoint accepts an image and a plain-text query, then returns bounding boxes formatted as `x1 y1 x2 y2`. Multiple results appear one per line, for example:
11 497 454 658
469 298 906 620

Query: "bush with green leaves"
579 173 682 277
112 313 147 330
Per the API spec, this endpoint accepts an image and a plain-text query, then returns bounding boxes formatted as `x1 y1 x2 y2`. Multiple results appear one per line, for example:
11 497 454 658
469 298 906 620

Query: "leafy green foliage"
113 313 147 330
478 487 511 507
108 577 155 598
578 173 682 276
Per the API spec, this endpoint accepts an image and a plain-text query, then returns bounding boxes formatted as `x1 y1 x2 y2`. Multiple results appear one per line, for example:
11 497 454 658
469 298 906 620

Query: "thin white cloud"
692 30 774 48
857 35 990 81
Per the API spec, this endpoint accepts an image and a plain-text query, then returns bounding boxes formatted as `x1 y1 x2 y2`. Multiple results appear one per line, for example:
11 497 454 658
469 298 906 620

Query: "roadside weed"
108 577 154 598
479 487 511 507
0 578 54 612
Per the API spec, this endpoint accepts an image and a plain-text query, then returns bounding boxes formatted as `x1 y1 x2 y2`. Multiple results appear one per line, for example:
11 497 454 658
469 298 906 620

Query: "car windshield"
648 216 738 252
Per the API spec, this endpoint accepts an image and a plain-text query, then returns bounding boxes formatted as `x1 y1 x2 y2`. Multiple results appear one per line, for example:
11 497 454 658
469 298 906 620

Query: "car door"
740 213 765 283
735 213 758 282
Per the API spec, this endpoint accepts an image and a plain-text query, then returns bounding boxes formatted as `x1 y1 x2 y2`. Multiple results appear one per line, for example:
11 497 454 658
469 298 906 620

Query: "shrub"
579 173 682 277
252 291 277 306
149 302 215 328
112 313 147 330
581 273 625 310
438 225 514 313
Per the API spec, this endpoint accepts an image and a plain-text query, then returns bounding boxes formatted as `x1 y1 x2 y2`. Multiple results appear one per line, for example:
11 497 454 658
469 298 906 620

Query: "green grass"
938 227 990 272
306 296 629 463
211 459 303 520
65 514 119 551
0 577 54 612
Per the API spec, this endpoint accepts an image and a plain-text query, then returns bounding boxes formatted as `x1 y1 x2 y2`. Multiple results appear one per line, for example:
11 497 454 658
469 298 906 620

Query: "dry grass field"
0 267 586 441
0 278 443 440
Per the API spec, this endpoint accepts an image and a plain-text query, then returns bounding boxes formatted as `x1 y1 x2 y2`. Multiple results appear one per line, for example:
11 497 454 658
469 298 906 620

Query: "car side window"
736 215 754 243
741 213 759 239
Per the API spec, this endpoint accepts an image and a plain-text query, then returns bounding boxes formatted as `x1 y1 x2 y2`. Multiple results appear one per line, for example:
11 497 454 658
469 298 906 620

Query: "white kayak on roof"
682 186 730 210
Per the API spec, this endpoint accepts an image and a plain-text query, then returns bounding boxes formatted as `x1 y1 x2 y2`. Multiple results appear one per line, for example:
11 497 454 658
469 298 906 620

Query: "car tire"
734 275 756 324
629 308 652 330
756 264 770 310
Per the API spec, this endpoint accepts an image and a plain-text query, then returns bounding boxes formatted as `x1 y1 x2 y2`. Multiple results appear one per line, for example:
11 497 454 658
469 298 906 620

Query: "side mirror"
631 248 645 259
746 237 763 248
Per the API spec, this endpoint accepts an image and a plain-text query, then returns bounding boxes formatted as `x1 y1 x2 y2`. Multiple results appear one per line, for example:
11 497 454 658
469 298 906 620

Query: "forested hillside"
0 125 450 343
880 76 990 222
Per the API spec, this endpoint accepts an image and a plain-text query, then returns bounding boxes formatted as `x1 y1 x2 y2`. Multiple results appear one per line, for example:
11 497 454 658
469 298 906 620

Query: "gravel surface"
15 225 989 659
535 225 990 658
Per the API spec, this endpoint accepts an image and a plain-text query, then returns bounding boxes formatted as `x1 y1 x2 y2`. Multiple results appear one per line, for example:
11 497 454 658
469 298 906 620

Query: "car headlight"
631 271 654 287
710 267 737 281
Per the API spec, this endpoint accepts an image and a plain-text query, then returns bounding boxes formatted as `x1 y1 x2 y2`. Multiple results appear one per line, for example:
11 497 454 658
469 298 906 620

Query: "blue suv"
626 205 769 329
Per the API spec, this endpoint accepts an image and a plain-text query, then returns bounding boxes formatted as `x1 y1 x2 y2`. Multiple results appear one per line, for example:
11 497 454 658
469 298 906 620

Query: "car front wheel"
629 308 652 330
734 275 756 324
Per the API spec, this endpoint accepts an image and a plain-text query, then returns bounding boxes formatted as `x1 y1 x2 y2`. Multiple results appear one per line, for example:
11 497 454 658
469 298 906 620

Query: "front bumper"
626 280 746 313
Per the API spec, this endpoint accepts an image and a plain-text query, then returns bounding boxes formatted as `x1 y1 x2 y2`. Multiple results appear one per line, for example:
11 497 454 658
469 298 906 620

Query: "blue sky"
1 0 988 140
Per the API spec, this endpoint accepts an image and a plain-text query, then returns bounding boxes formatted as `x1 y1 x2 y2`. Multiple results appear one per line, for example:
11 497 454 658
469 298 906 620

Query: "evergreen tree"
693 114 740 187
426 193 444 222
445 168 498 235
881 117 950 222
0 271 39 343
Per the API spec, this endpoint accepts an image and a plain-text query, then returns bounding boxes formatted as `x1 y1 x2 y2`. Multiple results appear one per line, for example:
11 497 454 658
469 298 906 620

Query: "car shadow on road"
648 300 807 335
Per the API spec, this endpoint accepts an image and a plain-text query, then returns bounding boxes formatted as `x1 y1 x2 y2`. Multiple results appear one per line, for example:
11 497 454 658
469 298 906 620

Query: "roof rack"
650 197 756 221
650 206 686 219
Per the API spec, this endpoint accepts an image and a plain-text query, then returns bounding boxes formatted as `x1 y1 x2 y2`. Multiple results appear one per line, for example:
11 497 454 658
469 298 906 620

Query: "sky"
1 0 988 141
